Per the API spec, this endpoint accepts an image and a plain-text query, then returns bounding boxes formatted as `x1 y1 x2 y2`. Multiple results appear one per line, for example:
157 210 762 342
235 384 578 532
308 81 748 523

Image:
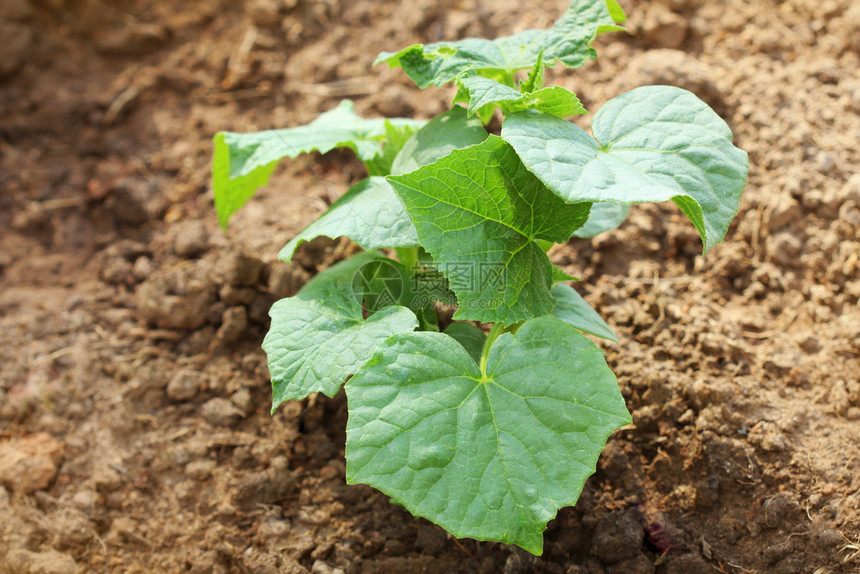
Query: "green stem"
395 246 419 271
479 323 507 378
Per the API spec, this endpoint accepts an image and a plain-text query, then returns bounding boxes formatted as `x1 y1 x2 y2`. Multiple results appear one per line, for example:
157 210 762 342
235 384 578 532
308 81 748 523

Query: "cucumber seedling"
212 0 748 554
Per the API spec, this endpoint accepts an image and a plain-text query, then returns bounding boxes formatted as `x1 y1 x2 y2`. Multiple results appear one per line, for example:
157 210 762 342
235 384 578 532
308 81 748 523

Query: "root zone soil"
1 0 859 573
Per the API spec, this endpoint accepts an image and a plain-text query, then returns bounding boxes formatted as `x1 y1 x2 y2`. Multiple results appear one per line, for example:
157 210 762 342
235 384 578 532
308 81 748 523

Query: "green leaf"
390 107 489 176
279 177 419 261
213 101 424 227
387 136 591 326
456 75 586 119
552 266 578 282
409 266 458 308
605 0 627 23
350 257 411 313
344 255 454 332
551 283 616 341
571 202 630 238
280 107 489 263
212 132 277 229
263 254 418 410
443 322 486 364
502 86 750 254
375 0 624 88
345 316 630 554
364 121 422 176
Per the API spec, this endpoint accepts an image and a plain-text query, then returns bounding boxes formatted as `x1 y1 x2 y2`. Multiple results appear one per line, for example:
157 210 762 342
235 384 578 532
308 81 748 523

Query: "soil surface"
2 0 860 572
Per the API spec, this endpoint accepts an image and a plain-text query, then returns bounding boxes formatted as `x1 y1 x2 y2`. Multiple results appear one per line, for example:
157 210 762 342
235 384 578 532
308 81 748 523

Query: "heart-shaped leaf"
387 136 591 325
346 316 630 554
264 253 418 410
502 86 750 254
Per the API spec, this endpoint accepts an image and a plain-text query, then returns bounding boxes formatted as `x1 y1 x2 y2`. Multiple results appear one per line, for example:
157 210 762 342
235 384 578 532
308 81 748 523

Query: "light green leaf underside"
280 108 490 261
264 253 418 410
457 75 586 118
387 135 591 326
213 100 425 227
279 177 419 261
551 283 616 341
374 0 624 88
571 202 631 238
501 86 750 254
391 107 489 176
443 322 487 364
345 316 631 554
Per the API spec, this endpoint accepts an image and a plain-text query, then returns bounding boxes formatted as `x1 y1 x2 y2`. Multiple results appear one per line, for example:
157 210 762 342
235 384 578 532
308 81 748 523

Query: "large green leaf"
345 316 631 554
375 0 625 88
387 136 591 326
502 86 750 254
213 101 424 227
551 283 616 341
390 107 488 176
455 75 586 119
278 177 419 261
571 202 630 238
263 253 418 410
280 108 489 260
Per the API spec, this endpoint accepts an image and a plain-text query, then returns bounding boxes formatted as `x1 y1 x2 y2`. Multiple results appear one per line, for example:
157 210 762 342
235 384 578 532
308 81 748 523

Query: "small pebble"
222 252 264 286
217 306 248 343
173 220 209 257
166 369 200 402
231 388 253 413
643 7 688 50
201 398 244 427
186 459 216 481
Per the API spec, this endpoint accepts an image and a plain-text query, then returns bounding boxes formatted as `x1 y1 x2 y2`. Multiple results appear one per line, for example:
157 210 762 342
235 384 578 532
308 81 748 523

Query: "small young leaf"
443 322 487 364
264 253 418 410
390 107 488 176
345 316 630 554
519 50 545 93
213 101 424 227
571 202 631 238
279 177 419 261
502 86 750 254
551 283 617 341
364 121 423 176
375 0 624 88
387 136 592 326
605 0 627 23
456 75 586 119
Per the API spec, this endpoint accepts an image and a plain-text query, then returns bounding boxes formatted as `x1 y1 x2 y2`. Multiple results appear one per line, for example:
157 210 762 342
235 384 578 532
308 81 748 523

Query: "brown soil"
1 0 859 572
